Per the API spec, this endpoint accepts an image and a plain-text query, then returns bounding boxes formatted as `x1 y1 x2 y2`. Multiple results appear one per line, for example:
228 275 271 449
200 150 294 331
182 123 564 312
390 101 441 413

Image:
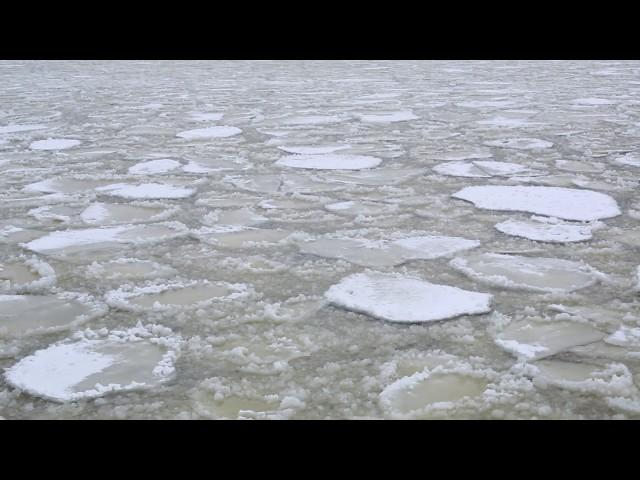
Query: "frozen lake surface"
1 60 640 419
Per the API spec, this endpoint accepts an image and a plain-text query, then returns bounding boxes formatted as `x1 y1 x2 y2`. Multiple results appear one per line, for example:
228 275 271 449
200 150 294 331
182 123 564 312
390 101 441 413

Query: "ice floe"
0 124 48 134
85 258 176 281
495 319 605 360
0 293 107 337
0 256 56 293
80 202 178 225
277 145 350 155
433 160 531 178
4 323 181 402
128 159 182 175
483 138 553 150
176 126 242 139
356 110 418 123
96 183 196 199
495 217 594 243
29 139 82 150
450 253 602 293
452 185 621 221
276 154 382 170
614 152 640 167
325 272 492 323
23 222 189 256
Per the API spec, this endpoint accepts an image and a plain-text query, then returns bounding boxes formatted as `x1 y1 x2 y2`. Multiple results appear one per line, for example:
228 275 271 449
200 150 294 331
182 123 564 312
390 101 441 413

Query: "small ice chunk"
325 272 492 323
176 126 242 139
276 154 381 170
29 139 82 150
452 186 621 221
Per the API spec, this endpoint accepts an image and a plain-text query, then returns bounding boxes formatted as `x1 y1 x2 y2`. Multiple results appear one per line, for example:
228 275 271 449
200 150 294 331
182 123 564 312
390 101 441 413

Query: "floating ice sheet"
176 126 242 139
483 138 553 150
96 183 196 199
495 217 594 243
29 139 82 150
128 159 181 175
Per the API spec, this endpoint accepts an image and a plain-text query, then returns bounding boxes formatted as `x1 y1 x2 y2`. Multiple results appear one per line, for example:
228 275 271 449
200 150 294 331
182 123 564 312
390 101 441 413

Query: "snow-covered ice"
452 186 621 221
176 126 242 139
494 217 594 243
96 183 196 199
276 154 382 170
29 139 82 150
325 272 492 323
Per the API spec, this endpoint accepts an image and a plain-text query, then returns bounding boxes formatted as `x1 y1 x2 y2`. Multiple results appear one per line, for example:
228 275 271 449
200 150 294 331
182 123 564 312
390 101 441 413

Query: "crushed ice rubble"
1 60 640 419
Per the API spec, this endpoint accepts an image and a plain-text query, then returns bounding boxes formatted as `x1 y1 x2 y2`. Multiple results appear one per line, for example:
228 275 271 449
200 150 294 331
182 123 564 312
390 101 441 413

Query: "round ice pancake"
3 324 181 402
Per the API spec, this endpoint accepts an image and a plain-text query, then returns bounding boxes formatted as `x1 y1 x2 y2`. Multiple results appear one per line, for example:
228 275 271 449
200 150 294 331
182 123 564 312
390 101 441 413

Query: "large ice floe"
450 253 603 293
0 293 107 337
3 323 181 402
452 186 621 221
325 272 492 323
276 154 382 170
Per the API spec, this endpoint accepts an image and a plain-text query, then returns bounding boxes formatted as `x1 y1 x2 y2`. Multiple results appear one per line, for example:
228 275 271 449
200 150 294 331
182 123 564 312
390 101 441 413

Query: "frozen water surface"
1 60 639 419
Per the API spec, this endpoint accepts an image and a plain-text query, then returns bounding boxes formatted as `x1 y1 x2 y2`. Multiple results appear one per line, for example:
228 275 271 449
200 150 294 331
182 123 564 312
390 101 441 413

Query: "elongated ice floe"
176 126 242 139
325 272 492 323
433 160 530 178
4 323 181 402
128 158 181 175
495 217 594 243
483 138 553 150
96 183 196 199
106 280 252 312
452 185 621 221
357 110 418 123
0 124 48 134
22 222 189 255
80 202 178 225
276 154 382 170
299 235 480 267
277 145 350 155
450 253 602 293
0 292 107 337
29 138 82 150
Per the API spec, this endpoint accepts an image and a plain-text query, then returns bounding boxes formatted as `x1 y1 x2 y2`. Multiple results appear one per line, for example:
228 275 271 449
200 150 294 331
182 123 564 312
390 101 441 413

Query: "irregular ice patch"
128 159 181 175
321 168 426 186
203 208 268 228
495 320 605 360
615 152 640 167
29 138 81 150
4 323 181 402
495 217 594 243
325 272 492 323
96 183 196 199
452 185 621 221
450 253 601 293
483 138 553 150
276 154 382 170
24 177 114 195
194 226 293 248
571 98 616 105
280 115 343 125
0 292 107 337
176 126 242 139
189 112 224 122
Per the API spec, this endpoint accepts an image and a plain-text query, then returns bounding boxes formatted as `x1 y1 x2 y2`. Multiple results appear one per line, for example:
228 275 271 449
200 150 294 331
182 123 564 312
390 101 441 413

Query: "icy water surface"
1 61 640 419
